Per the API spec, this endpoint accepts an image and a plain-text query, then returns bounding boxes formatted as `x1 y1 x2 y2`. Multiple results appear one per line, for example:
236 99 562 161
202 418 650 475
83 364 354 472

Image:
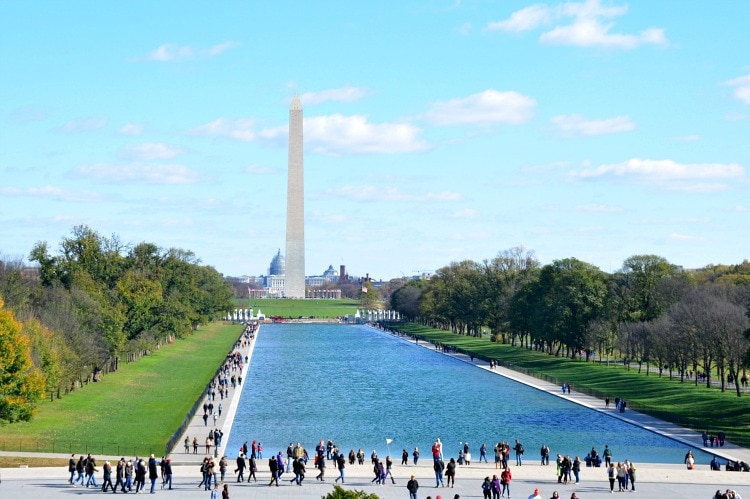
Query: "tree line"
0 225 234 423
390 247 750 396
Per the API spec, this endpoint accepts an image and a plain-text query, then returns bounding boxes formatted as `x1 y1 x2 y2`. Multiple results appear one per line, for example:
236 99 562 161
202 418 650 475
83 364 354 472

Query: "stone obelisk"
284 93 305 298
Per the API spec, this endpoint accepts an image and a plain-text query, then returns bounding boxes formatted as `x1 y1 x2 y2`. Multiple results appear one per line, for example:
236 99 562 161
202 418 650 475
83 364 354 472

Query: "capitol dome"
269 249 285 276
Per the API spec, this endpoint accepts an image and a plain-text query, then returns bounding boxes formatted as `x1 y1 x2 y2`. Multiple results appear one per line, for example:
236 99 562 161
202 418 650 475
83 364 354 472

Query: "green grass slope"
0 322 243 456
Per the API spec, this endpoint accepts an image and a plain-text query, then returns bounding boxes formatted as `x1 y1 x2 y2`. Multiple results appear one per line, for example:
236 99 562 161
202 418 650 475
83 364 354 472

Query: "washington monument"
285 93 305 298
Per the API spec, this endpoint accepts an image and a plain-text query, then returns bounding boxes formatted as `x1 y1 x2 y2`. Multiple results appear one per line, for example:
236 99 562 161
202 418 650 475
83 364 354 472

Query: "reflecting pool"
228 323 711 464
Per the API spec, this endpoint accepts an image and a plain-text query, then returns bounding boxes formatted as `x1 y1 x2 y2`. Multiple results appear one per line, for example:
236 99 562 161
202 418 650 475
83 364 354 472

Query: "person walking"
221 483 229 499
268 456 279 486
434 458 445 487
124 459 134 492
413 447 420 465
248 455 257 482
163 458 173 490
446 458 456 488
628 462 637 491
316 449 326 481
607 462 616 493
74 455 85 486
385 455 396 484
67 454 76 485
501 466 512 497
115 458 127 493
209 482 219 499
85 456 99 488
490 474 501 499
101 460 114 492
482 476 492 499
407 475 420 499
335 453 346 483
148 454 159 493
236 453 246 482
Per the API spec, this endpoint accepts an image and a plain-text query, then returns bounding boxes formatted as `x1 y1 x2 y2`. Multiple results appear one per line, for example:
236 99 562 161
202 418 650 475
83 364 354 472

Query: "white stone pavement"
1 323 750 499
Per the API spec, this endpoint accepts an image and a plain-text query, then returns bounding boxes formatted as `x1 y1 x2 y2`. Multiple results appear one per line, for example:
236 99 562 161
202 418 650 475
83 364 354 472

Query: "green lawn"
235 297 359 318
392 323 750 448
0 321 243 457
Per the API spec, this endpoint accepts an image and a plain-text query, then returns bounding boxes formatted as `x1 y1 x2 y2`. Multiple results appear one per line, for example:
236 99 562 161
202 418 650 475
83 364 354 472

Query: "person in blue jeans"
85 457 98 488
149 455 159 493
513 440 524 466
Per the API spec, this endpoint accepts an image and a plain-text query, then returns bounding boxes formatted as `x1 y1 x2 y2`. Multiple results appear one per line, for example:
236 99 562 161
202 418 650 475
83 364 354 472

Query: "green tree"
390 280 425 320
527 258 608 357
360 281 378 310
0 297 46 422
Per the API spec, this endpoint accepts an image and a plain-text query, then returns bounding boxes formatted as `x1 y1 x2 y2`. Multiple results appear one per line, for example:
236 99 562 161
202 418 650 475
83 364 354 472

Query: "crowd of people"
67 453 172 493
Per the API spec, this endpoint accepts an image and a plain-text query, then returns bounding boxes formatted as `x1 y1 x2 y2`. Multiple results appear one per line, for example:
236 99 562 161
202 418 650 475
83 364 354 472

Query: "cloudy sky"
1 1 748 279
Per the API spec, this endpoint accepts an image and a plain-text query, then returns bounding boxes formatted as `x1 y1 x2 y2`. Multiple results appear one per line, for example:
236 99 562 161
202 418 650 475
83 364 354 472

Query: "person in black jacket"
115 458 127 493
148 454 159 493
407 475 419 499
163 458 173 490
236 453 246 482
268 457 279 486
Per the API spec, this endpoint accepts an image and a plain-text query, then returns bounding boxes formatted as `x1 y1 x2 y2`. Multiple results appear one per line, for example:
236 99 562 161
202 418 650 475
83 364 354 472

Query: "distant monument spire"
285 93 305 298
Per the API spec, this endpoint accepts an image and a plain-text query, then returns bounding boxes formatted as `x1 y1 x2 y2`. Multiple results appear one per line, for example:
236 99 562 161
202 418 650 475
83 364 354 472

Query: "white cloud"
452 208 479 219
723 74 750 104
0 185 102 202
668 233 703 242
572 158 745 191
74 163 199 184
56 117 107 133
118 123 144 136
262 115 428 154
306 115 427 154
144 41 238 62
550 114 635 136
299 86 368 105
122 142 183 161
10 106 49 123
333 185 462 202
188 117 256 141
423 89 536 126
673 134 700 142
488 0 666 49
487 4 552 32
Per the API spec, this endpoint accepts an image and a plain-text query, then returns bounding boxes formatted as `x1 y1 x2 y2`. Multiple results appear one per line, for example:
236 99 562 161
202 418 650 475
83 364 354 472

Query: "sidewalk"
166 324 258 465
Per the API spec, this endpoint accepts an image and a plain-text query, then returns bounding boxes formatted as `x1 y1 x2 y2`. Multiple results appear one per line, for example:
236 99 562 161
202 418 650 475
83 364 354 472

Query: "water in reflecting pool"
228 323 710 464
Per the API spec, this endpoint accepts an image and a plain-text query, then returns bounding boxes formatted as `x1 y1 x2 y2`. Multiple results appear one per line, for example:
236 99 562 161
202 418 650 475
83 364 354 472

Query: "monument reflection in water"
229 323 711 464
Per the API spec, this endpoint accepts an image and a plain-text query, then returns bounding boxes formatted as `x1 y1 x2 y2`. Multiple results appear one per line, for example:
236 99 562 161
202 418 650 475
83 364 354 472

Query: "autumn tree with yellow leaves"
0 297 45 423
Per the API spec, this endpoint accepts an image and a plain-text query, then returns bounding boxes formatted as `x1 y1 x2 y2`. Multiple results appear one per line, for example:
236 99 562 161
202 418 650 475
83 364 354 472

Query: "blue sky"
1 0 748 280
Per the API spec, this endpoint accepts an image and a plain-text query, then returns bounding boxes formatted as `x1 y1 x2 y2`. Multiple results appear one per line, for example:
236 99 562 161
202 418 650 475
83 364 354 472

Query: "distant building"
269 249 285 276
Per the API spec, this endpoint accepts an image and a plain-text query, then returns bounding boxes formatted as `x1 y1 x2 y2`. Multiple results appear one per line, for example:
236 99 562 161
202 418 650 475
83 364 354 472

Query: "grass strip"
235 298 359 318
0 321 243 456
392 323 750 447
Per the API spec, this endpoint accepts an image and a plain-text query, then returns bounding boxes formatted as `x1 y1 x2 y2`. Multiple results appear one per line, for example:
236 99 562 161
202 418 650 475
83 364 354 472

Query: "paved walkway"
165 325 257 465
2 323 750 499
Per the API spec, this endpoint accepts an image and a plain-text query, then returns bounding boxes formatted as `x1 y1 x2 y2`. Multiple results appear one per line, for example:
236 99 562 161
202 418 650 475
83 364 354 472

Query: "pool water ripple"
228 323 711 465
